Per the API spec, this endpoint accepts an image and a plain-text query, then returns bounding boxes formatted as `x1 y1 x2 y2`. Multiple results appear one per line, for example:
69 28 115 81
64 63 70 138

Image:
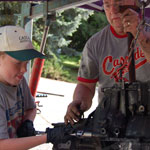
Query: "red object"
29 58 45 97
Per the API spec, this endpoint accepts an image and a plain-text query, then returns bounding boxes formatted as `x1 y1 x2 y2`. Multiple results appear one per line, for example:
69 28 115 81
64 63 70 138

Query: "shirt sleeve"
78 38 99 83
0 95 9 139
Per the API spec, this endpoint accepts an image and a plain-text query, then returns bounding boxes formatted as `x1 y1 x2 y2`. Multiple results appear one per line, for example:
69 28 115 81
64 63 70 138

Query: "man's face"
0 53 28 86
103 0 135 31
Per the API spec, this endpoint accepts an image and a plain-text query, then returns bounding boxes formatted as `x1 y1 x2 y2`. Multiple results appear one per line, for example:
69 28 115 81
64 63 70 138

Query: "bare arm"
0 135 47 150
73 81 96 111
64 81 96 124
1 108 46 150
23 108 37 121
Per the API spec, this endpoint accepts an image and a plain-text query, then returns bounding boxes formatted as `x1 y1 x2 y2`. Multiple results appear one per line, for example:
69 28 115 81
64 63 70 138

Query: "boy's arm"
23 108 37 122
16 108 37 138
0 135 47 150
0 124 73 150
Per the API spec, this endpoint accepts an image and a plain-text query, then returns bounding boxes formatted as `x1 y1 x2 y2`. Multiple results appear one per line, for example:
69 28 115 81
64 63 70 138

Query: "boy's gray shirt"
0 77 36 139
78 25 150 103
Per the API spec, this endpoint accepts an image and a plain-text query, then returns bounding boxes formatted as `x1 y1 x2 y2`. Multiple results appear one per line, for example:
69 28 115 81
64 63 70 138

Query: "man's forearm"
73 83 95 111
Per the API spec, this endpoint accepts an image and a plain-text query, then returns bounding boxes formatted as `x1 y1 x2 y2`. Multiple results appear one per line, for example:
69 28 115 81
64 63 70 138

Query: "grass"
41 55 81 83
60 55 80 83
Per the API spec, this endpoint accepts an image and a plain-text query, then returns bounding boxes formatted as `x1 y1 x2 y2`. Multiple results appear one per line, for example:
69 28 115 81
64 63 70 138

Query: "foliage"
42 58 65 80
42 55 80 82
0 2 22 26
69 11 108 52
60 55 80 68
33 8 93 55
33 8 93 82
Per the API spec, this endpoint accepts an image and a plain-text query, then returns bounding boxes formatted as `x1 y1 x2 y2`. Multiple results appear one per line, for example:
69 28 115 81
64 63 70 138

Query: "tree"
0 2 22 26
69 11 108 52
33 8 93 56
32 8 94 81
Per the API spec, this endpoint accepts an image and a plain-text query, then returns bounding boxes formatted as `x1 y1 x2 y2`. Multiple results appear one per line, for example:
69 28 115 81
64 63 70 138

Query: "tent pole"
29 14 55 97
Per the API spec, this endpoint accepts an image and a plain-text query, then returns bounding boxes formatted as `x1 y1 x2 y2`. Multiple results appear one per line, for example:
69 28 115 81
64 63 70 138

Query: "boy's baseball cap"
0 25 46 61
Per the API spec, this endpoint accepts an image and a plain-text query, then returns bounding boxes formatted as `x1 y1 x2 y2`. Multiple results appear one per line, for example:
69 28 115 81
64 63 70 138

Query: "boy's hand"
17 120 36 137
46 124 73 144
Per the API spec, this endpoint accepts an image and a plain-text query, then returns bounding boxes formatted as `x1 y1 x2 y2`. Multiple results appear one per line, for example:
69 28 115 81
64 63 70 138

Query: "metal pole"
24 18 33 84
29 14 53 97
127 33 136 83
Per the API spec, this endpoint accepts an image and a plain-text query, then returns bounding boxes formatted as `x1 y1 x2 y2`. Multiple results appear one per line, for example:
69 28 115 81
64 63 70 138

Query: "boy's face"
0 53 28 86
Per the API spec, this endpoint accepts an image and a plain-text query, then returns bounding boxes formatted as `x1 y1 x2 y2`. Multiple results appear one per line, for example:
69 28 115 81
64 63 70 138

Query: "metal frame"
21 0 98 23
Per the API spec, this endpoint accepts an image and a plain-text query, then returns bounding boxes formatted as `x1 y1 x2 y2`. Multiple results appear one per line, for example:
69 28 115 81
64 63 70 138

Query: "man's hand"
64 101 84 125
17 120 36 137
122 8 141 37
64 82 96 125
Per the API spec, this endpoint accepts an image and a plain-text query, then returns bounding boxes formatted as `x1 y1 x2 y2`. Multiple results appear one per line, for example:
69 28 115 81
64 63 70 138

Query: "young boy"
0 25 69 150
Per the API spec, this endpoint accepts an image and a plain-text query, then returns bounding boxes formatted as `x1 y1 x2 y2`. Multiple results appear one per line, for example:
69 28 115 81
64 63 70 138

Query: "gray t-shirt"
78 25 150 102
0 77 36 139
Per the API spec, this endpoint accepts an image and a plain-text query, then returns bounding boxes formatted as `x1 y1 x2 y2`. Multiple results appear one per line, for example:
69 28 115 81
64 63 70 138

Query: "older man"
64 0 150 125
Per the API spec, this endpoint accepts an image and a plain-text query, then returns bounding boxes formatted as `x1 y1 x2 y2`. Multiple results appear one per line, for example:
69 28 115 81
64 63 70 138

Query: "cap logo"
19 36 30 43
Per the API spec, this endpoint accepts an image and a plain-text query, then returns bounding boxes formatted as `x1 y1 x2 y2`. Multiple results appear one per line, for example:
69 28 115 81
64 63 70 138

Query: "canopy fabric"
80 0 104 12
